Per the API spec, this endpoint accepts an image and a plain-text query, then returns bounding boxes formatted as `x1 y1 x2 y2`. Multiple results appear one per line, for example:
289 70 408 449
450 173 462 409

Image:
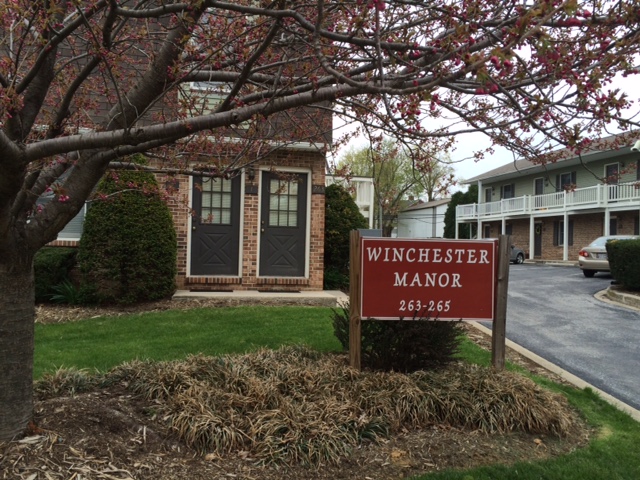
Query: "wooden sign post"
349 230 362 370
491 235 510 371
349 232 509 371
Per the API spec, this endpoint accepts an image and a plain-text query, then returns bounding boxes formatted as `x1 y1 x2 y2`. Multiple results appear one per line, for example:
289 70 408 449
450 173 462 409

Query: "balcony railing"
457 181 640 221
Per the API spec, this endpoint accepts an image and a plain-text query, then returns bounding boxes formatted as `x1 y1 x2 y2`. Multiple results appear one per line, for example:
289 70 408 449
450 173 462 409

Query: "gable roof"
464 131 639 184
401 198 451 212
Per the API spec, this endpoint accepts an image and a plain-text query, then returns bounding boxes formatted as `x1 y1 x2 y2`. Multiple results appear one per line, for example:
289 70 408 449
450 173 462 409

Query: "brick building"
455 135 640 261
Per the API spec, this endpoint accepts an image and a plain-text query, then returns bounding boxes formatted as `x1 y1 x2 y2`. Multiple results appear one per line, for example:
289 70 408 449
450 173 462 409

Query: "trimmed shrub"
607 238 640 291
77 161 177 304
34 247 77 303
324 183 368 290
331 304 464 372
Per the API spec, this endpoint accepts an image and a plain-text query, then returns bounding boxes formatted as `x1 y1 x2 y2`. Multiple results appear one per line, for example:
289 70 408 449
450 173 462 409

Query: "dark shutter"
568 220 574 246
553 221 559 246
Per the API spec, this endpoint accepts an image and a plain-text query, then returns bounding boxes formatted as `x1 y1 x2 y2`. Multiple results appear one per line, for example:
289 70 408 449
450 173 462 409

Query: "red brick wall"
166 148 326 292
477 211 640 261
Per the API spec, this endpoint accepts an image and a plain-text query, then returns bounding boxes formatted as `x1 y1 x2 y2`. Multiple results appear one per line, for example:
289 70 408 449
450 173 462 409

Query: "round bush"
77 164 177 304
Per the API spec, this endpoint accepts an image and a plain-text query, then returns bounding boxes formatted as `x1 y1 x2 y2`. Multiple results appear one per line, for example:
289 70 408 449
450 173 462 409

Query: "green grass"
420 339 640 480
35 306 341 378
34 309 640 480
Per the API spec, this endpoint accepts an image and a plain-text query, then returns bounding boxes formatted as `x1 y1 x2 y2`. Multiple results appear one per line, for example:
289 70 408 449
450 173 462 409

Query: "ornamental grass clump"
96 345 580 466
35 367 99 400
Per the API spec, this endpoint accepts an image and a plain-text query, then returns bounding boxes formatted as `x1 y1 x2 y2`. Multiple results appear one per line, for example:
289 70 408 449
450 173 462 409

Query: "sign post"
349 230 362 370
349 233 509 371
491 235 510 371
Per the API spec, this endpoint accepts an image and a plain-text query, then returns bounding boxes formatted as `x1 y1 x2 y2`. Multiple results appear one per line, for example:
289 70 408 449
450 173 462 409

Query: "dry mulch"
0 300 592 480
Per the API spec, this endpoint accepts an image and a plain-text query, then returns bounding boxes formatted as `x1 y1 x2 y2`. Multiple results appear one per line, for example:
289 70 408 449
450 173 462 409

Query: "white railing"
457 181 640 221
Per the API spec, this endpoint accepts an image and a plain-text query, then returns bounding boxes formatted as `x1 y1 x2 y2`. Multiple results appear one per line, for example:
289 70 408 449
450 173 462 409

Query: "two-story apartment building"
455 136 640 262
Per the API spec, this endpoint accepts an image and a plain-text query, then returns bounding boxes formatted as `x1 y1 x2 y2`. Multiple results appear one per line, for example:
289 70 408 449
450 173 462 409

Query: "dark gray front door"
260 171 307 277
534 222 542 257
190 175 241 276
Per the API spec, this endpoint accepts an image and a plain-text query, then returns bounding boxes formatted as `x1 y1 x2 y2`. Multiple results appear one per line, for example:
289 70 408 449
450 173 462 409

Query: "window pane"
221 179 232 192
221 193 231 208
290 181 298 195
220 210 231 224
289 213 297 227
202 192 212 208
269 211 278 225
270 196 279 209
279 196 289 211
211 193 221 208
202 178 214 190
289 196 297 212
279 212 288 225
210 179 223 192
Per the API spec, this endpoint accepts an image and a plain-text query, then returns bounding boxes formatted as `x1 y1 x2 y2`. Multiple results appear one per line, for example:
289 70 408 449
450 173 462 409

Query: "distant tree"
338 138 456 236
444 185 478 239
413 152 457 202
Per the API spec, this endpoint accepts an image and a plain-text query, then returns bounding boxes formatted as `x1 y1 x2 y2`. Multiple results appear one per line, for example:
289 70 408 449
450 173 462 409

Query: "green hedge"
607 238 640 291
77 163 177 304
34 247 77 303
324 183 368 290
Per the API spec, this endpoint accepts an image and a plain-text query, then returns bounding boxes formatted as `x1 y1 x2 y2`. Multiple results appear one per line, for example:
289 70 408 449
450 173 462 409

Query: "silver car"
510 245 525 264
578 235 639 277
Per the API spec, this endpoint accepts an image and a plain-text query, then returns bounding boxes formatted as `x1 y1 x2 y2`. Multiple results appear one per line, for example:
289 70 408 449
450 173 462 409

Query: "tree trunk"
0 252 35 441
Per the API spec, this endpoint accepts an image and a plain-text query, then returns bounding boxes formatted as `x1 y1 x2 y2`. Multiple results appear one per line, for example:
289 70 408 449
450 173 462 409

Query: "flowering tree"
337 137 456 235
1 0 639 440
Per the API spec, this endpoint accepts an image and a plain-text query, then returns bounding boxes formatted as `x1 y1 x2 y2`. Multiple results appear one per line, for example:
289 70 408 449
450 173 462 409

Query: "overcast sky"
332 72 640 194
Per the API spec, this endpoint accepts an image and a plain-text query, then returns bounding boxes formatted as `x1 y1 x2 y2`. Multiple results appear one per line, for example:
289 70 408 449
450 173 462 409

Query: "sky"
331 71 640 195
330 121 519 193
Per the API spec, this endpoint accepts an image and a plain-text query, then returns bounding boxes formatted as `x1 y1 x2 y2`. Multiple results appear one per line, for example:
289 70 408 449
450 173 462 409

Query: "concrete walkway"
173 289 348 307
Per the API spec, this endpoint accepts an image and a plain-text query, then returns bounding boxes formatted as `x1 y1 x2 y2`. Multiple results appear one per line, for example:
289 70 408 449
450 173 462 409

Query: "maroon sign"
359 238 497 321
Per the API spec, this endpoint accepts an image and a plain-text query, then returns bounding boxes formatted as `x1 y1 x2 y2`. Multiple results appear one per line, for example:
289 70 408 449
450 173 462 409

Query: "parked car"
510 245 525 264
578 235 639 277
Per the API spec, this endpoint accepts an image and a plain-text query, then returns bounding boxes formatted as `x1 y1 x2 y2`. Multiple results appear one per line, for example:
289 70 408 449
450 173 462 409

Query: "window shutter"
571 171 577 186
555 175 561 192
553 221 559 246
568 220 574 246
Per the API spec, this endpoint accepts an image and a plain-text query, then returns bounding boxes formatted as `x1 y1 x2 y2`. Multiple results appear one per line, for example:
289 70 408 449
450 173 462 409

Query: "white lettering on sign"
360 238 496 321
393 272 462 288
367 247 490 264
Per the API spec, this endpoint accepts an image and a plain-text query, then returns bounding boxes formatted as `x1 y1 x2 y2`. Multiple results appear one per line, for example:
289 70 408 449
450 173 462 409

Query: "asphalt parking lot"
488 263 640 411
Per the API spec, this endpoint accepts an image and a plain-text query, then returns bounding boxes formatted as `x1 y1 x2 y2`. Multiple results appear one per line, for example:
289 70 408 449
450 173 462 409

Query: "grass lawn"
34 306 640 480
35 306 341 378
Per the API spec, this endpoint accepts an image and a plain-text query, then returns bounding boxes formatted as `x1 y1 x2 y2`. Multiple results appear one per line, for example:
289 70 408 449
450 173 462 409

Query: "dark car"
510 245 525 264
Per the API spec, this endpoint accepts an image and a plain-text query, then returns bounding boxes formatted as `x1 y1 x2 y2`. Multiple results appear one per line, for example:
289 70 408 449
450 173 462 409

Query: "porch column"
529 216 535 260
604 209 610 236
501 217 506 234
477 180 483 238
563 211 569 261
455 221 459 239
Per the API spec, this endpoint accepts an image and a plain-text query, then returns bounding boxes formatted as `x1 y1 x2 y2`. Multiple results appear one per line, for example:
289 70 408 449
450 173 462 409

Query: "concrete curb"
468 321 640 423
601 287 640 311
